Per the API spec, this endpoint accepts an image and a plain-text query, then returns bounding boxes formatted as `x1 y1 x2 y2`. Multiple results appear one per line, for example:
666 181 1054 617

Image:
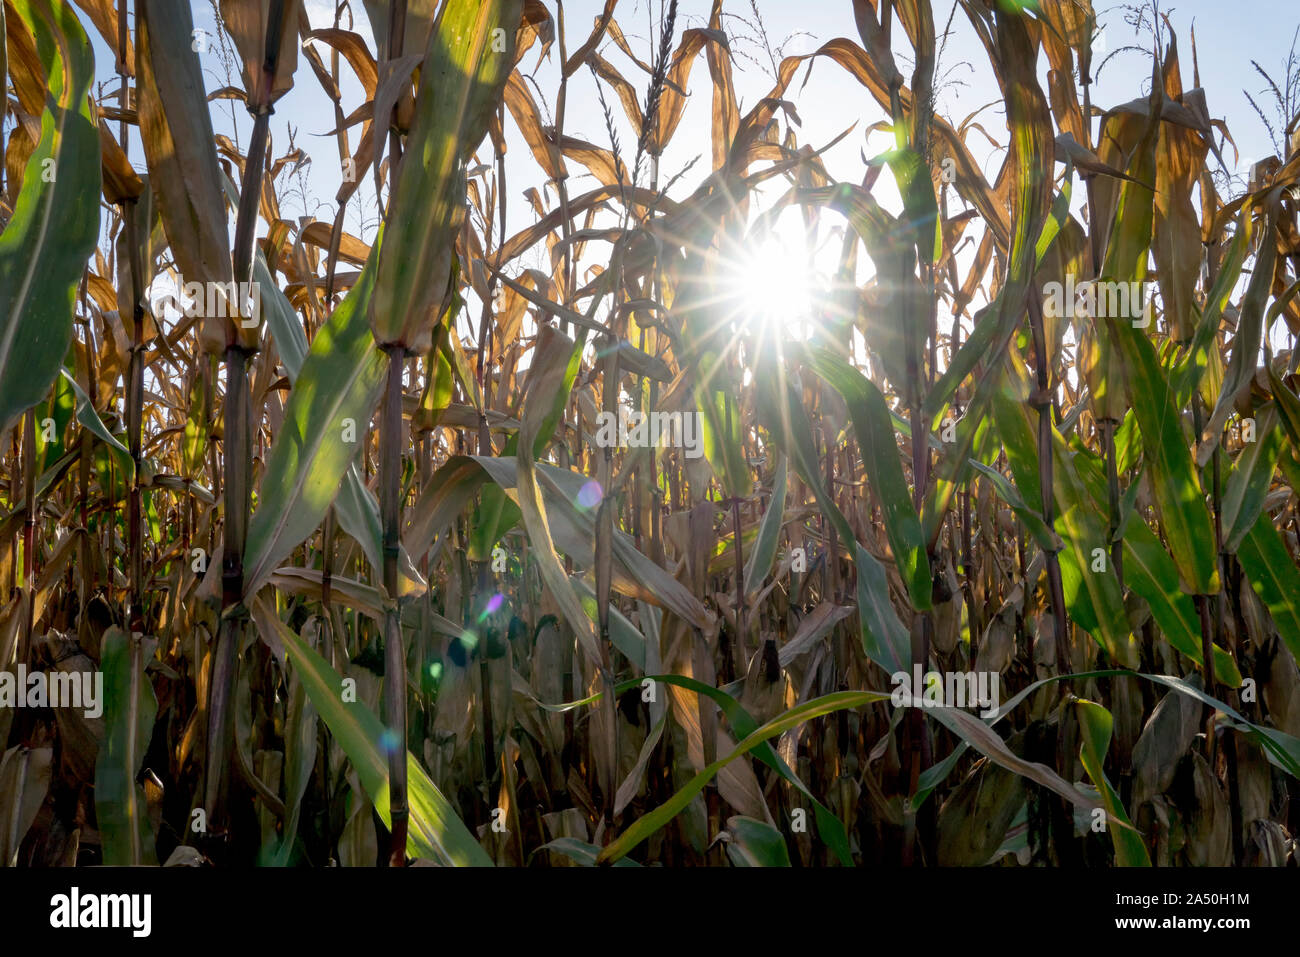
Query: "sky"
271 0 1300 228
66 1 1300 352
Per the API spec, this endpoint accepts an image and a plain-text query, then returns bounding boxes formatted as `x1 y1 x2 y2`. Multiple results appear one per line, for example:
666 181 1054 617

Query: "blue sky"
159 1 1300 232
72 1 1300 345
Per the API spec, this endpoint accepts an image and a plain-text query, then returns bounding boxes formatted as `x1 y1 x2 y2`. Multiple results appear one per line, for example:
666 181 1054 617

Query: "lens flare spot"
578 480 603 509
485 592 504 615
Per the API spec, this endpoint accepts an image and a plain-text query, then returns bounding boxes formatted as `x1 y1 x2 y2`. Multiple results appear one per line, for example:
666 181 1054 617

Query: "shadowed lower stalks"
381 343 409 866
205 4 281 843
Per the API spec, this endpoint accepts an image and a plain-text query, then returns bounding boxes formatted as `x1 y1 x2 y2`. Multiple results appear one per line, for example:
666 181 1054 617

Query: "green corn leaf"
1238 513 1300 662
94 627 158 866
417 324 456 431
917 667 1300 810
1122 519 1241 686
640 672 853 865
723 816 792 867
271 613 491 865
1221 405 1281 553
1108 319 1220 595
537 838 642 867
743 454 787 596
516 663 846 861
182 360 211 477
855 541 911 675
570 579 647 670
467 324 585 563
919 9 1055 544
61 368 132 479
370 0 523 351
405 454 714 631
272 646 316 866
1199 200 1279 452
224 174 404 589
597 690 892 864
33 365 74 475
469 447 523 563
242 255 387 599
1073 698 1151 865
754 354 855 547
1174 205 1252 407
598 683 1117 865
754 354 909 671
693 349 750 501
970 461 1061 554
1138 671 1300 780
993 354 1139 668
803 345 931 610
0 0 100 436
516 325 602 665
1270 361 1300 449
882 144 941 263
924 301 997 424
1093 61 1218 596
815 183 927 412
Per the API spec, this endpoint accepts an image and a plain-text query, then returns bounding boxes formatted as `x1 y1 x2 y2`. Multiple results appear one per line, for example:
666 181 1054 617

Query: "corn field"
1 0 1299 871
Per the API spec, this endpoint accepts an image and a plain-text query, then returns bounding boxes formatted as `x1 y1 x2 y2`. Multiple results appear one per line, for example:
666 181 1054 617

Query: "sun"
727 233 816 340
